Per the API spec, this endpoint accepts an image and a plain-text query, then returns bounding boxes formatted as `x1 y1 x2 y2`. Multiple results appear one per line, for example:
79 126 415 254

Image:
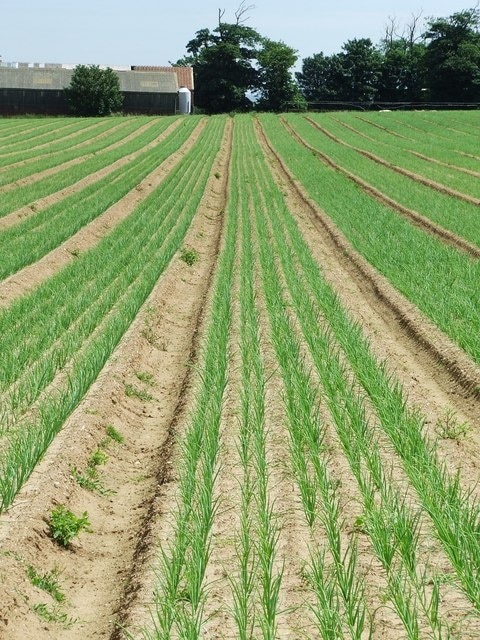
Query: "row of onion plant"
0 117 149 185
232 127 283 639
287 114 480 247
234 116 371 639
307 113 480 200
144 129 236 638
0 117 108 160
0 116 226 513
259 114 480 369
256 115 480 618
340 111 480 160
0 117 200 278
253 122 464 637
331 112 480 173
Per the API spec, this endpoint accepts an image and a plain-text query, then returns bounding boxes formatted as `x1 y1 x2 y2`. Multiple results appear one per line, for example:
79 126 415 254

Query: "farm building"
0 65 193 115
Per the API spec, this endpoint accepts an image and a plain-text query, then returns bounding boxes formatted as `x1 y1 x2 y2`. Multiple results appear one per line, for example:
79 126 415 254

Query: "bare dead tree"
235 1 255 24
384 16 400 45
406 11 423 48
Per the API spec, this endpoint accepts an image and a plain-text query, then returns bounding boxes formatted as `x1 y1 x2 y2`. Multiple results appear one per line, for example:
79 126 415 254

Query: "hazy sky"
1 0 471 69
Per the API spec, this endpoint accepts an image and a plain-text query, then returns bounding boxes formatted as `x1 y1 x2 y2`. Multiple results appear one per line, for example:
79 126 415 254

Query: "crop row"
0 117 99 152
244 115 480 637
0 115 226 512
0 117 200 279
0 117 155 184
142 114 480 638
288 114 480 247
0 117 175 214
330 112 480 173
259 114 480 370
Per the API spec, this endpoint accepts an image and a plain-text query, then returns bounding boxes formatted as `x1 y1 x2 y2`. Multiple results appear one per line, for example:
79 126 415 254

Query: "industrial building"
0 64 194 116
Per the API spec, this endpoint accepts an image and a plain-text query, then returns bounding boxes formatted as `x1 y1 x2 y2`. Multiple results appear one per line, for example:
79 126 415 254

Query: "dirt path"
0 121 232 640
0 119 203 307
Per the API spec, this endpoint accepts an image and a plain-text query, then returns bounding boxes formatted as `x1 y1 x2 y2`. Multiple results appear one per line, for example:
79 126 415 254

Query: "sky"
0 0 472 70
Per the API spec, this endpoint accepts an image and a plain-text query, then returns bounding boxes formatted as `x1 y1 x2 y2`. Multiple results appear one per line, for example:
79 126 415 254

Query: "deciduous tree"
256 39 306 111
423 8 480 100
65 65 123 116
177 5 262 113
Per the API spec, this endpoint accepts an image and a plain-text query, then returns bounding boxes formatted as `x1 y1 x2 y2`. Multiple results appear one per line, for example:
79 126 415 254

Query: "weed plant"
48 506 91 547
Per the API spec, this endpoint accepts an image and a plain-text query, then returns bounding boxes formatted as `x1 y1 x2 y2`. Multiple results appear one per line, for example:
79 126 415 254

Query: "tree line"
177 4 480 113
63 4 479 116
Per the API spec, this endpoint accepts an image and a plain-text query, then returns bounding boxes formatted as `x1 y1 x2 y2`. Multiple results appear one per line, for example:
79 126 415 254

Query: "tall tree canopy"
177 7 262 113
181 5 480 110
176 4 302 113
423 8 480 100
296 41 382 103
338 38 383 101
377 15 427 101
256 40 306 111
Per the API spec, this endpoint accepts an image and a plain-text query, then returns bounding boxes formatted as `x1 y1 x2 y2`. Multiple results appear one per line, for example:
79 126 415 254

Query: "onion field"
0 110 479 640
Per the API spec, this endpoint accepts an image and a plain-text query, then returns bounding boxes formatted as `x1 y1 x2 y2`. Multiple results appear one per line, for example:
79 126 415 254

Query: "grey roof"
0 68 73 90
0 67 179 93
117 70 178 93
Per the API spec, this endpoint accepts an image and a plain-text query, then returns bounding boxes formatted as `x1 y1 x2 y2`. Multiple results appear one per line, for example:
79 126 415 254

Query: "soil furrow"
409 149 480 178
0 120 231 640
0 118 160 195
0 119 182 230
354 114 411 139
110 118 233 640
257 119 480 399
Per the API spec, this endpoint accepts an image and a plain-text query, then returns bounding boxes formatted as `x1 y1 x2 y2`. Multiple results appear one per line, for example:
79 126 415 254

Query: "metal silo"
178 86 191 114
